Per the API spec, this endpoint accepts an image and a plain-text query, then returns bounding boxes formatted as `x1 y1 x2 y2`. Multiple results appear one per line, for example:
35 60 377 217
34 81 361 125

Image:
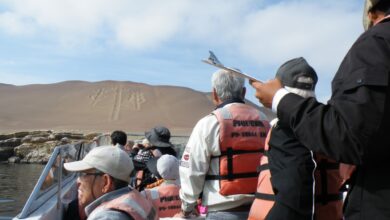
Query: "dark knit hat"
275 57 318 90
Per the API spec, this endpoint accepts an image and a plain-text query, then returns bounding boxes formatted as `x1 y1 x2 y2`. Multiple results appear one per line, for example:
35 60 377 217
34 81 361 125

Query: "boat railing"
14 133 189 219
16 141 92 219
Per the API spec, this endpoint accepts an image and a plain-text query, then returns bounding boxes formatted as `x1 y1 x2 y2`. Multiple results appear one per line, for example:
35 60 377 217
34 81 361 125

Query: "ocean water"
0 164 43 218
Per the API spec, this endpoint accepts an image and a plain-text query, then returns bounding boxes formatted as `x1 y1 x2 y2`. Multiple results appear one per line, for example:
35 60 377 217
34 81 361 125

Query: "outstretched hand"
250 78 282 108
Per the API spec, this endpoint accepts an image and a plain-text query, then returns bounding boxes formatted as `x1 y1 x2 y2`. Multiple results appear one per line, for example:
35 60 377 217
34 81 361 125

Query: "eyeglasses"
77 172 104 178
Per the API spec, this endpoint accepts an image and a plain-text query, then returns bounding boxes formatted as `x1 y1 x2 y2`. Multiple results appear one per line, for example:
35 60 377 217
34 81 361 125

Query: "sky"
0 0 365 104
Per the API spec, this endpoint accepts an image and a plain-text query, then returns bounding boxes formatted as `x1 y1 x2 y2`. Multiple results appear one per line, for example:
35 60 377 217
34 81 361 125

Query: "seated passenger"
130 139 148 159
132 126 177 191
141 154 182 218
133 126 177 165
110 130 127 151
124 140 134 155
64 146 157 220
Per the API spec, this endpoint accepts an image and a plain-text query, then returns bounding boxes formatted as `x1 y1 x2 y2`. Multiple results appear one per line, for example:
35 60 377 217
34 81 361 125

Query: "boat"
12 134 111 220
11 134 205 220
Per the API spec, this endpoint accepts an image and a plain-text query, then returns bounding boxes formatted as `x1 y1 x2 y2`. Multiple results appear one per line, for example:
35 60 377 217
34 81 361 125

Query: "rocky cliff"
0 130 99 163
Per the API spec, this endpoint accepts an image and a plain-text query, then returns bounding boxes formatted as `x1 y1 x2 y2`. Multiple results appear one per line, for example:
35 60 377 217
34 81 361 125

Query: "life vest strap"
317 159 340 205
315 193 343 204
317 160 339 170
254 192 275 201
210 148 265 158
256 164 269 172
205 172 259 180
208 146 264 181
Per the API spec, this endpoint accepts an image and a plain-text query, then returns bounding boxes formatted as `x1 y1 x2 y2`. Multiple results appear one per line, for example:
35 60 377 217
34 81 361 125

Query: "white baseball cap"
64 145 134 183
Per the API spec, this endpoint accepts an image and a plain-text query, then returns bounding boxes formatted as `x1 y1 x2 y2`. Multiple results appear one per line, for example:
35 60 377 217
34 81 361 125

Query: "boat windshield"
17 142 92 219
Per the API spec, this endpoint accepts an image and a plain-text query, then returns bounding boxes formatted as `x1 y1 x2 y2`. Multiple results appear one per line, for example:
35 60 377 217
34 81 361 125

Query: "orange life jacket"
93 189 158 220
248 128 274 220
144 183 182 218
314 154 344 220
249 130 345 220
339 163 356 185
206 103 269 196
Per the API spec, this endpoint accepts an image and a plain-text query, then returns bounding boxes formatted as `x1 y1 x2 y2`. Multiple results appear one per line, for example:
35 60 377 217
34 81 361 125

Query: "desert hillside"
0 81 274 135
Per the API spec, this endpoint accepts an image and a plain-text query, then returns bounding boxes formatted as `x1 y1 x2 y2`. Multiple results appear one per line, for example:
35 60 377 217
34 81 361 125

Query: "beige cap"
64 145 134 183
146 154 179 180
157 154 179 180
363 0 381 30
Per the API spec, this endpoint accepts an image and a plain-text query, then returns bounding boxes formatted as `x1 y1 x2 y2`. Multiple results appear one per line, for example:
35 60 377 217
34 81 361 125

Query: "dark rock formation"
0 131 100 163
8 156 21 163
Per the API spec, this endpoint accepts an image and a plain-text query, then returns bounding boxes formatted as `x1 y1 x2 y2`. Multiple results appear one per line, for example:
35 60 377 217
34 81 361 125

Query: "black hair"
370 1 390 15
156 146 177 157
110 176 130 190
111 130 127 146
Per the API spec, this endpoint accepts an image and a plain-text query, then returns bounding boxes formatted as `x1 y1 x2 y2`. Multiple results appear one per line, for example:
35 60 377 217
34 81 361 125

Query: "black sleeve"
63 199 81 220
130 148 140 157
277 34 390 165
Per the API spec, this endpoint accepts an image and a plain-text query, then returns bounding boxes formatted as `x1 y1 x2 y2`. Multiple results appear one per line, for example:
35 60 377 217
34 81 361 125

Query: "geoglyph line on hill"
128 91 146 111
88 86 148 121
90 88 104 107
110 86 122 121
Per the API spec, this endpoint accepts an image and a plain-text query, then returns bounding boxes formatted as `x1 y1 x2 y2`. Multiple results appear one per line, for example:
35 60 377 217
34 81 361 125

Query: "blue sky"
0 0 364 104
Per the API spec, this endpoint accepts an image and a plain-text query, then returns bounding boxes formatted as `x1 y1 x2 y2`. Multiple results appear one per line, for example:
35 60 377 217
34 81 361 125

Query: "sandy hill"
0 81 274 135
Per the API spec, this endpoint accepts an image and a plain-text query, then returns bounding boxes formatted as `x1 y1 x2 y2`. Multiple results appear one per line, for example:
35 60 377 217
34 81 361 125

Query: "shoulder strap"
254 192 275 201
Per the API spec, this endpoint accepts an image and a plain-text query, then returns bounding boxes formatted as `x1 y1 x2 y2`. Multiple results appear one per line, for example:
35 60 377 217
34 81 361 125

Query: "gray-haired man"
177 69 270 219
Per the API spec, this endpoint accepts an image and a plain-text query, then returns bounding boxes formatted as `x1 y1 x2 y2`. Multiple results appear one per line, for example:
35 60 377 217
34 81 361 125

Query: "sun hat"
145 126 173 148
275 57 317 91
363 0 382 30
64 145 134 183
146 155 179 180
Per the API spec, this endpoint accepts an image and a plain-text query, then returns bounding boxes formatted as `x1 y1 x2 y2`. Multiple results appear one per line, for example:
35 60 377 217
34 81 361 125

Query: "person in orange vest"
141 154 182 218
131 126 177 191
251 1 390 218
248 57 318 220
313 154 344 220
176 69 270 219
247 124 274 220
249 142 347 220
64 146 157 220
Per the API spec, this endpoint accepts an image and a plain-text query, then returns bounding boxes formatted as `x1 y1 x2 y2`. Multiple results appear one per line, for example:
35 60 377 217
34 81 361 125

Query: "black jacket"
266 122 315 220
277 18 390 219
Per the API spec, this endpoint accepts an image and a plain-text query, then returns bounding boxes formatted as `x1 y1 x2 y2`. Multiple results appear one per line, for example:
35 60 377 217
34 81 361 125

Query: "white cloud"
236 1 362 76
0 12 35 35
0 0 363 82
0 1 362 54
113 1 188 50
